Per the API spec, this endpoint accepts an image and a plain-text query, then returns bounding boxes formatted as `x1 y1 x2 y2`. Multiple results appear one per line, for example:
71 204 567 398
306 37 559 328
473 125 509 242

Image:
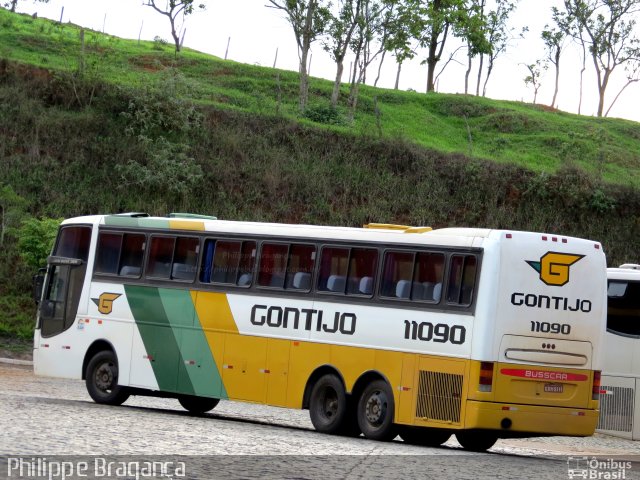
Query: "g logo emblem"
526 252 585 287
91 292 121 314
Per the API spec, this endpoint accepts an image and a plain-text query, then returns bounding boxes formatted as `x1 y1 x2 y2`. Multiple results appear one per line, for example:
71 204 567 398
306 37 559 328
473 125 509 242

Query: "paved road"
1 364 639 479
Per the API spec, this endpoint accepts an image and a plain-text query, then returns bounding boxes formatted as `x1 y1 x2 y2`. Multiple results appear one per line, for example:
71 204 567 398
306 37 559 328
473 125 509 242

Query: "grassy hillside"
0 9 639 340
2 9 640 186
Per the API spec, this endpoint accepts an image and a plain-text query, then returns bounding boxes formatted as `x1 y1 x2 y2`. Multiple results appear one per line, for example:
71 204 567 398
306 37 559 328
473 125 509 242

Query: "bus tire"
309 374 347 434
455 431 498 452
178 395 219 414
399 427 450 447
85 350 129 405
357 379 396 441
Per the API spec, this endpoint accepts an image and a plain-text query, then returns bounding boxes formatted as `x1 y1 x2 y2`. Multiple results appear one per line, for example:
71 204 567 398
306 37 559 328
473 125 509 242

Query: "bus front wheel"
455 431 498 452
85 350 130 405
309 374 347 434
357 379 396 441
178 395 220 414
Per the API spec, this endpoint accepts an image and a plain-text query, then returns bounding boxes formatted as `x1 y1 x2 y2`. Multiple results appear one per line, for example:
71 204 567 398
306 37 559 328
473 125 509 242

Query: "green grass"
1 8 639 187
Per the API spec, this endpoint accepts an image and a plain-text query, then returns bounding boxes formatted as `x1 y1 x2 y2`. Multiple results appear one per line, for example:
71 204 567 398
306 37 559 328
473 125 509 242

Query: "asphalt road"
1 363 639 480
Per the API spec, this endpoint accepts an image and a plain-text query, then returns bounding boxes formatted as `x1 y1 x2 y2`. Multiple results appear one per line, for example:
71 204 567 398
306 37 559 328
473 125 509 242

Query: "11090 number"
530 321 571 335
403 320 466 345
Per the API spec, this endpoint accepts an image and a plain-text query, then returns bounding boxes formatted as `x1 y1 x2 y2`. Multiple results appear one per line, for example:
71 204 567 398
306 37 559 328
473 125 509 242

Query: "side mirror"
32 268 46 304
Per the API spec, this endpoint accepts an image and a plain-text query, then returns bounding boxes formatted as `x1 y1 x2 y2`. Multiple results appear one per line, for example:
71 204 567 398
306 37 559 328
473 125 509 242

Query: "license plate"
544 383 563 393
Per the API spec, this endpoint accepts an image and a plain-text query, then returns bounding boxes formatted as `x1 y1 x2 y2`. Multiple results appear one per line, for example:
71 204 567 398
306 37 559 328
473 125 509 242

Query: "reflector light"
592 371 601 400
542 236 547 241
562 239 567 243
479 361 494 392
506 233 512 239
552 237 558 242
595 244 600 249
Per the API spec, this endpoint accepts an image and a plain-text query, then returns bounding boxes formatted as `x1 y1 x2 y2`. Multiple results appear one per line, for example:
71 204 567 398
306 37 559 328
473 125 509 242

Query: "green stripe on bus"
124 285 195 395
104 216 171 229
157 289 227 399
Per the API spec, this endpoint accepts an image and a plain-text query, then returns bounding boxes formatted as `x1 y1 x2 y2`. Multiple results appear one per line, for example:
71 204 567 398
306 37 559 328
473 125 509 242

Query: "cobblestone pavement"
1 363 639 479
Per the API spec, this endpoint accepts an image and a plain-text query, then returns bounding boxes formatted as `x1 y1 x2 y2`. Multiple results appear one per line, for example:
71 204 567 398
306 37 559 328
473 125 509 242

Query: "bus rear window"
446 255 477 306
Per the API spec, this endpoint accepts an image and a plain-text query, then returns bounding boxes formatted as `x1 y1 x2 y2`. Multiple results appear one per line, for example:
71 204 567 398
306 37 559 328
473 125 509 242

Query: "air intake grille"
416 370 463 423
597 385 634 432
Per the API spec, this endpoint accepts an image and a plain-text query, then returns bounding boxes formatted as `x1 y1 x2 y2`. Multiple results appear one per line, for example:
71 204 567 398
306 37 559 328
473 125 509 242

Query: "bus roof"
59 214 600 250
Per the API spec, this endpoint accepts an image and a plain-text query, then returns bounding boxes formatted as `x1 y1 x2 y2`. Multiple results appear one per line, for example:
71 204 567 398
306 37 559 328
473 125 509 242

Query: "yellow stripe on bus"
169 219 206 231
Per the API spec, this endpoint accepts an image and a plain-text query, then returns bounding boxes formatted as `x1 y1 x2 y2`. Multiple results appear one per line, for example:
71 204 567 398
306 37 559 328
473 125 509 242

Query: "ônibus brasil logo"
526 252 585 287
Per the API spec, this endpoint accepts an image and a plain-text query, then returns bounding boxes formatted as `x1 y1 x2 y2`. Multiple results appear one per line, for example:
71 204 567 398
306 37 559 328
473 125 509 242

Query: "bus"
33 213 607 451
597 264 640 440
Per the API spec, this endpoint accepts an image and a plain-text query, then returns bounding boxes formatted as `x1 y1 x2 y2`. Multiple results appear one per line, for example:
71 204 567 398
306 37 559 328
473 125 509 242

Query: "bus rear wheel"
85 350 129 405
455 431 498 452
178 395 220 414
399 427 450 447
357 379 396 441
309 374 347 434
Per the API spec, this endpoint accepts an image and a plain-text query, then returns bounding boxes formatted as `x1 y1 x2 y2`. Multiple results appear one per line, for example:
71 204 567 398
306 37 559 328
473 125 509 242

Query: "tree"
562 0 640 117
347 0 390 119
383 0 421 89
541 25 565 108
523 60 547 104
2 0 49 13
268 0 331 112
413 0 468 93
477 0 521 97
461 0 491 95
323 0 364 107
144 1 206 53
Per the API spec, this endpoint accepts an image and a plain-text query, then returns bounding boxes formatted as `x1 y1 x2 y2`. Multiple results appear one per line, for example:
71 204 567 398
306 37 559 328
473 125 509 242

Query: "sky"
15 0 640 123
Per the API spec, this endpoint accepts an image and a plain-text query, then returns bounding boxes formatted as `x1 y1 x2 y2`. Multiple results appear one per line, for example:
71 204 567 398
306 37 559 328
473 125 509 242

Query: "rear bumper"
464 400 599 436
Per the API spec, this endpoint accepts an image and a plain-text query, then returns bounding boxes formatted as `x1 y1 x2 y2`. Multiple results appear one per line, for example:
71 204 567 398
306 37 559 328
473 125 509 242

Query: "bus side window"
258 243 288 288
95 232 146 278
171 237 199 281
318 247 377 296
147 236 175 278
237 241 256 286
607 280 640 336
446 255 477 306
55 226 92 261
201 239 256 286
347 248 377 296
318 247 349 293
286 244 316 291
119 234 145 277
95 233 122 275
381 251 414 298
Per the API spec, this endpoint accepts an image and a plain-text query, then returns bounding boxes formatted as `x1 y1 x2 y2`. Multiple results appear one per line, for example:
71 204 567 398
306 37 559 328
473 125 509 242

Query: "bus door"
34 225 92 379
36 226 92 338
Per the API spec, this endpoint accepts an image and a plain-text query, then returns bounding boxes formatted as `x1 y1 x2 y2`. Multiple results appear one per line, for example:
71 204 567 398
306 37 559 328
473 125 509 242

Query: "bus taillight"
479 362 494 392
592 371 601 400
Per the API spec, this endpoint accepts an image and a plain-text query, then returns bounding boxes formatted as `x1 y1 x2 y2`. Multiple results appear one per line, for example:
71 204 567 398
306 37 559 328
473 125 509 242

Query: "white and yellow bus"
33 213 607 451
597 264 640 440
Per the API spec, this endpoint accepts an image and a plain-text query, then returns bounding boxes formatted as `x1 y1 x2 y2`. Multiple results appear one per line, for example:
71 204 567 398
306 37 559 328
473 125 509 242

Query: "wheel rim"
364 390 388 426
320 387 339 420
94 361 115 392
